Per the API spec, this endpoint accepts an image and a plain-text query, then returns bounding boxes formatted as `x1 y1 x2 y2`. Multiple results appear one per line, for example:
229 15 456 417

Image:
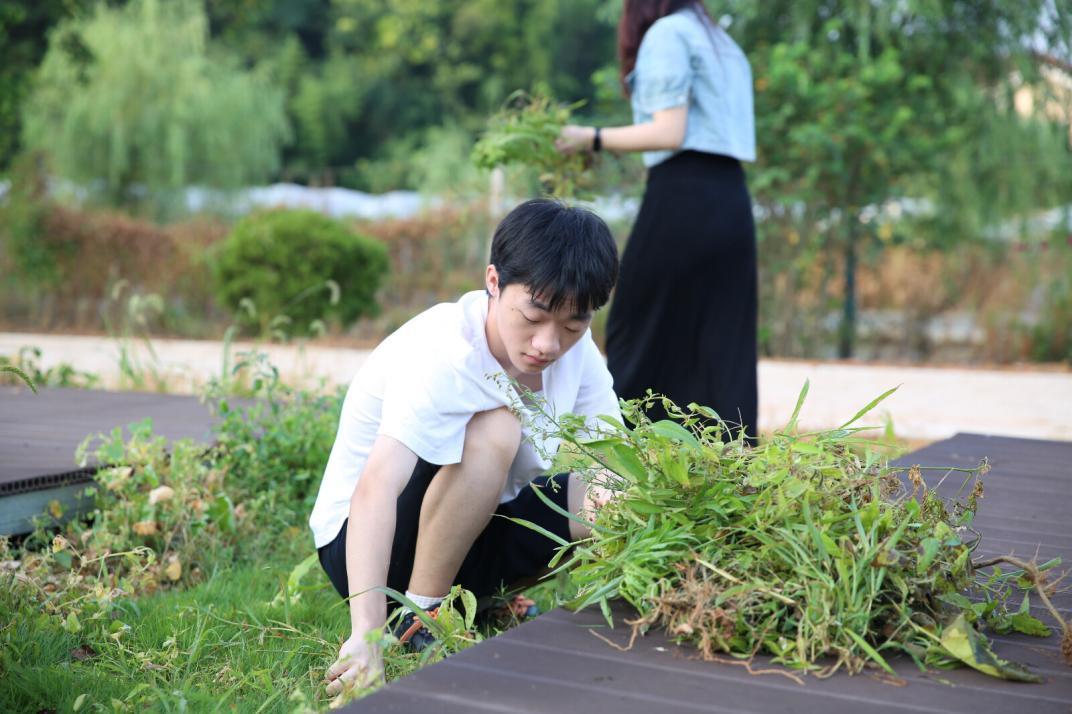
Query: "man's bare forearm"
345 482 396 634
343 435 418 637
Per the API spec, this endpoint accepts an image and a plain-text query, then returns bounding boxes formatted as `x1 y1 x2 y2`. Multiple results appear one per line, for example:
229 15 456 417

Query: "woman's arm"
556 106 687 155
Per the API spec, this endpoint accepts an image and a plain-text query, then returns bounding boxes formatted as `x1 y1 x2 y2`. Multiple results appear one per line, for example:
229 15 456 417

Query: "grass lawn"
3 557 353 712
2 544 549 713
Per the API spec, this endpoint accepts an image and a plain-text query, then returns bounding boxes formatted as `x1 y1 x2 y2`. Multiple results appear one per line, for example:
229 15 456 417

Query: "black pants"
606 150 758 441
317 459 573 602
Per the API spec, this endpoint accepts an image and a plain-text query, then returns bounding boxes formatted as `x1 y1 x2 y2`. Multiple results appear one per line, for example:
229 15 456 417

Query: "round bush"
212 209 389 335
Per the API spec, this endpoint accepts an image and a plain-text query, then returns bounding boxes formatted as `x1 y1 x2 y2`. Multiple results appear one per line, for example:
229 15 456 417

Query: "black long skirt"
605 150 758 441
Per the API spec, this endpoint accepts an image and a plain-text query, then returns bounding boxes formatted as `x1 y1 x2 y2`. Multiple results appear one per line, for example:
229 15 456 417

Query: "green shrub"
212 209 389 335
0 154 65 290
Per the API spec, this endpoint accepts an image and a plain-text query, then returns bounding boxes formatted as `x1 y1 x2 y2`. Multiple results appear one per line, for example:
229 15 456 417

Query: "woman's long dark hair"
618 0 715 94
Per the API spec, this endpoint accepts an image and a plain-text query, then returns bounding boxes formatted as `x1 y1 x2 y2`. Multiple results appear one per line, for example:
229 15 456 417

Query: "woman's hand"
556 125 596 154
325 632 384 697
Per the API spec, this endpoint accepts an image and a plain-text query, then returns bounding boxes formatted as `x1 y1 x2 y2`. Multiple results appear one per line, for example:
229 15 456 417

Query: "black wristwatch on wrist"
592 127 602 152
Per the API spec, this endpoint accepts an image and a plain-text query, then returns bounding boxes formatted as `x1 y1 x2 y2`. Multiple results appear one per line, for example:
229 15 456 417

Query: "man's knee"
464 407 521 464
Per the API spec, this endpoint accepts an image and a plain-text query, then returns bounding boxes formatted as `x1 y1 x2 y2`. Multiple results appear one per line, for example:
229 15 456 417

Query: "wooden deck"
348 433 1072 713
0 386 235 535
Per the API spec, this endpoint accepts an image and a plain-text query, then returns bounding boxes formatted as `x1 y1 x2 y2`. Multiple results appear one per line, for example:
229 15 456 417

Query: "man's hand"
568 471 618 540
585 481 614 516
325 633 384 697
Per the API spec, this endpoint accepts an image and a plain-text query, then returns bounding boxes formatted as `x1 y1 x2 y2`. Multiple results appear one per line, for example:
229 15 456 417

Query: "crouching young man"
309 199 621 695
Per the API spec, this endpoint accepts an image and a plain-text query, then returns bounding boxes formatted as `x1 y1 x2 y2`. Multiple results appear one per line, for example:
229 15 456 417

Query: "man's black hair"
490 198 619 314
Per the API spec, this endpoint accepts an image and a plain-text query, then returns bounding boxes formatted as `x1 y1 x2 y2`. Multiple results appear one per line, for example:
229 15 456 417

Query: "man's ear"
485 264 500 297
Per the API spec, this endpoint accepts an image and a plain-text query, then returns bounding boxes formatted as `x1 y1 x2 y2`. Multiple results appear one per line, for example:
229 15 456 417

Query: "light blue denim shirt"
627 8 756 168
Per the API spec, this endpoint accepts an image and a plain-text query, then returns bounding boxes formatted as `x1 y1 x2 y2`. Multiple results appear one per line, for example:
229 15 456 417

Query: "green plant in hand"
532 382 1066 680
473 89 594 199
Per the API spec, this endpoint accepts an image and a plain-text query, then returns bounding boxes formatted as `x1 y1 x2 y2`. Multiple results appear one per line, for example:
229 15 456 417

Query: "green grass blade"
845 629 896 676
527 479 610 534
785 379 809 432
370 586 447 638
838 385 899 429
499 515 572 547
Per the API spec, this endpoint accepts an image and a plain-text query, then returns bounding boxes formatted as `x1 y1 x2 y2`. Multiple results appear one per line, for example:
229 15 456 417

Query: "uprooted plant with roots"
522 382 1069 681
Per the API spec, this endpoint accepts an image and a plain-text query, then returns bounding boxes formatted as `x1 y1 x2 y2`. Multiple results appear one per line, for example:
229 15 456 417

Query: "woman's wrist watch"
592 127 602 152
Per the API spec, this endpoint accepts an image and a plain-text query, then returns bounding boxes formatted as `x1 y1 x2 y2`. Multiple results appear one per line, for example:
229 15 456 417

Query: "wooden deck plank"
355 606 1069 714
0 386 250 534
346 433 1072 713
0 386 237 489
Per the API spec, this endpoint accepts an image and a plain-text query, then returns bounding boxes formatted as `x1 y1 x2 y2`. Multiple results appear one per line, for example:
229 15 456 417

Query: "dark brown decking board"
0 386 235 492
348 433 1072 713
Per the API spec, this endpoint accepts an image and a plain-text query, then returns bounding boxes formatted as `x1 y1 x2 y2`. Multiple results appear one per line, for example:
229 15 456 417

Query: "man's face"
488 271 592 376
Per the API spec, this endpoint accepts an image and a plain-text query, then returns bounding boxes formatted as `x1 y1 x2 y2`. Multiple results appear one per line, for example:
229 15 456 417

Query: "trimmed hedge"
212 209 389 335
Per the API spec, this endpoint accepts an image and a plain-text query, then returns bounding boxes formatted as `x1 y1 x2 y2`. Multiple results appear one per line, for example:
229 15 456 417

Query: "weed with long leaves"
524 382 1066 680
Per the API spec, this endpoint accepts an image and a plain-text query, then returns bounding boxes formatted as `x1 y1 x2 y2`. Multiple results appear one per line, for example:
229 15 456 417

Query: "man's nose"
532 326 560 356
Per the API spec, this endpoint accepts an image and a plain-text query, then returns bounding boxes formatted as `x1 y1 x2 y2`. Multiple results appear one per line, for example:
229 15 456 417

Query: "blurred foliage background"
0 0 1070 362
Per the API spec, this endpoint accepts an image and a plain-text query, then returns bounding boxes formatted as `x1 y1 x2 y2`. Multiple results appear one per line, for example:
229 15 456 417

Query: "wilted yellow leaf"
48 500 64 518
164 556 182 581
148 485 175 505
132 520 158 536
52 535 68 552
940 613 1041 682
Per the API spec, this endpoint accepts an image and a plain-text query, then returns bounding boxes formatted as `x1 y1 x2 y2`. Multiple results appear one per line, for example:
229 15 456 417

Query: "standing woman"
557 0 757 441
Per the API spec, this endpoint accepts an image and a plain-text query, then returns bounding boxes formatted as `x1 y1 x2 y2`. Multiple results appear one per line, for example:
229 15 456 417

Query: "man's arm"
564 336 626 541
325 434 416 695
346 434 417 632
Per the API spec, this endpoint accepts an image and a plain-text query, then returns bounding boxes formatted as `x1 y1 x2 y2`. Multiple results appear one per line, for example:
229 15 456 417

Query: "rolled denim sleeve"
633 20 692 113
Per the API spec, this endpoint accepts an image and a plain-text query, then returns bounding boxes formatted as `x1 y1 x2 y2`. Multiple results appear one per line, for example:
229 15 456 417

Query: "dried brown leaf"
132 520 158 536
148 485 175 505
164 556 182 581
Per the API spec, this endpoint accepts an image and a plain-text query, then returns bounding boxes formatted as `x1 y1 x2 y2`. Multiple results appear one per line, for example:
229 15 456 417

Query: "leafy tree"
715 0 1072 356
21 0 290 215
0 1 94 172
269 39 369 185
308 0 615 188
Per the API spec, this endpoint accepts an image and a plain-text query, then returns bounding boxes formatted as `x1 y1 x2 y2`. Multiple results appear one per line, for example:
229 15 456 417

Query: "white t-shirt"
308 290 621 548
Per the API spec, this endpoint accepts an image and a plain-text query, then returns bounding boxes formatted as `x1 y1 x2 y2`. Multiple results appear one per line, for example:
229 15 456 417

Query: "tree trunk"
838 217 858 358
